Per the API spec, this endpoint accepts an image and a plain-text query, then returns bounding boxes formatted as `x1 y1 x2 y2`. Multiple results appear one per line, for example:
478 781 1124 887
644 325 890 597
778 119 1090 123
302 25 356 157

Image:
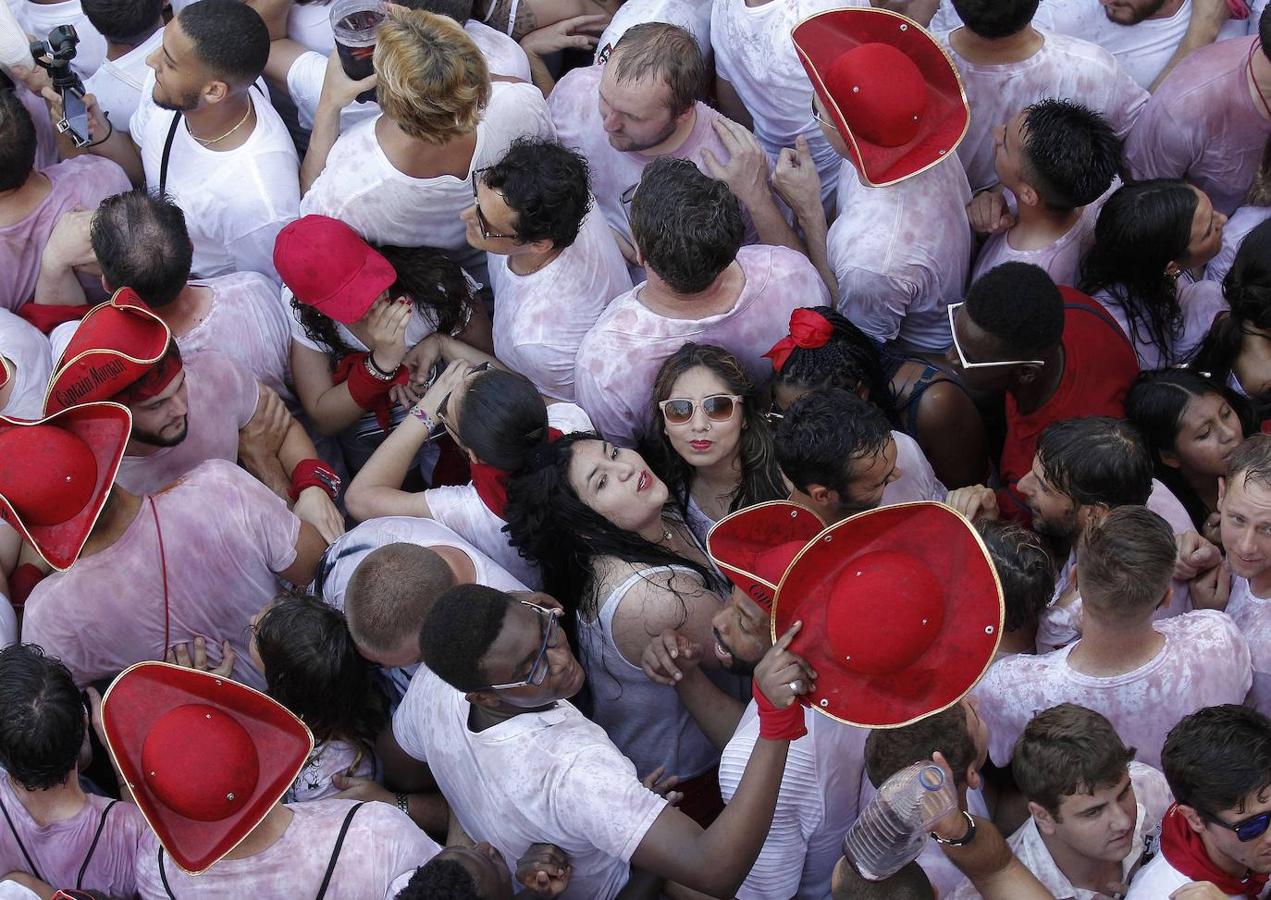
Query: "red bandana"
470 427 563 519
764 308 834 372
1160 804 1271 899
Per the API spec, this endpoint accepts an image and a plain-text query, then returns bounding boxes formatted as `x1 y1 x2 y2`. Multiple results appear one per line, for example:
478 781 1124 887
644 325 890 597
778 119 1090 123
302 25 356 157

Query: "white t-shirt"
881 430 947 507
0 308 51 418
1097 276 1228 370
130 73 300 283
489 203 632 402
1226 575 1271 717
710 0 868 207
393 668 669 900
287 0 337 52
976 610 1253 770
718 702 869 900
25 0 107 77
596 0 712 67
1126 848 1264 899
83 29 163 133
830 156 973 351
300 81 554 274
1206 205 1271 285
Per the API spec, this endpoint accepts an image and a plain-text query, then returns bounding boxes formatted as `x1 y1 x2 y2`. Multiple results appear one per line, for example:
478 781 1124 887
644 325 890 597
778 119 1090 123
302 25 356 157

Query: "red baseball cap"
0 402 131 571
772 501 1002 728
273 215 397 324
101 662 313 875
707 501 824 609
793 8 969 187
44 288 179 416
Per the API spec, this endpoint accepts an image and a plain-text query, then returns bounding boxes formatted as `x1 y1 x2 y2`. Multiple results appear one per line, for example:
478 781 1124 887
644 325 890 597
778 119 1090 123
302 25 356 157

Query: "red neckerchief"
470 427 562 518
1161 804 1270 899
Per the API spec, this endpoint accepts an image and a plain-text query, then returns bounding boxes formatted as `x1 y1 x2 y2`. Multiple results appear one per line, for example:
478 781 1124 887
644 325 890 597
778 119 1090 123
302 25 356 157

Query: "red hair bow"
764 309 833 372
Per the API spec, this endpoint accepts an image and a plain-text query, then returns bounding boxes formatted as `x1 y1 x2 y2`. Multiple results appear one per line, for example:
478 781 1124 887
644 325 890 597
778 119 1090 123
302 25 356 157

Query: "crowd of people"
1 0 1271 895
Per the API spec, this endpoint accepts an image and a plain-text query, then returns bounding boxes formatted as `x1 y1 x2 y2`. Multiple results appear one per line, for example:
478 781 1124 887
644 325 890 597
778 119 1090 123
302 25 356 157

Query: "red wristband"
754 681 807 741
9 563 47 606
289 458 341 502
344 353 406 410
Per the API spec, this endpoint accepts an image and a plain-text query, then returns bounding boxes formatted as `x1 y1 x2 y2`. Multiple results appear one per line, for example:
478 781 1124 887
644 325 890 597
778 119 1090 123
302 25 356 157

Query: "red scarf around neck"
469 427 562 519
1161 804 1270 899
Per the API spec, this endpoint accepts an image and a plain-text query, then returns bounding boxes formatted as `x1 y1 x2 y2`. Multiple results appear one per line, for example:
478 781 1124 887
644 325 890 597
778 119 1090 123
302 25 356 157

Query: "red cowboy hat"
707 501 824 609
773 501 1002 728
793 8 969 187
101 662 313 875
0 402 131 571
44 287 178 416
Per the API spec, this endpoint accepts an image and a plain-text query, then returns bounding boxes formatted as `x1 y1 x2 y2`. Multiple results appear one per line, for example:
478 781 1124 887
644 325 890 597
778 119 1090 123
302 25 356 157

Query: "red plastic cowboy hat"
707 500 825 608
793 8 970 187
771 501 1002 728
101 662 313 875
44 287 178 416
0 402 131 571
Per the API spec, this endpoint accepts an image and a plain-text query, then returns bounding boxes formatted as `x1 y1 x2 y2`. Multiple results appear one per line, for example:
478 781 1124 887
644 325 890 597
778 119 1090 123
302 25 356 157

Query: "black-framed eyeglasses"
426 361 493 443
811 98 834 128
471 169 517 240
475 600 563 690
1200 808 1271 843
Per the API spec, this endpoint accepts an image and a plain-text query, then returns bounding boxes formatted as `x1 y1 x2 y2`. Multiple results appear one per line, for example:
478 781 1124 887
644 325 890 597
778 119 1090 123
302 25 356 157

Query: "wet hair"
629 157 743 294
1126 368 1253 530
0 645 85 791
454 369 550 470
1019 99 1122 212
178 0 270 87
343 544 458 655
396 858 480 899
950 0 1039 38
976 519 1055 635
833 861 934 900
91 190 193 307
774 388 891 496
0 89 36 192
81 0 163 44
1163 705 1271 816
770 307 899 424
1193 217 1271 400
1227 433 1271 491
1013 704 1136 819
480 138 591 249
609 23 705 118
866 704 977 790
1036 417 1153 509
254 593 389 750
965 263 1065 358
1076 506 1176 620
1080 179 1197 363
419 584 515 692
644 343 787 518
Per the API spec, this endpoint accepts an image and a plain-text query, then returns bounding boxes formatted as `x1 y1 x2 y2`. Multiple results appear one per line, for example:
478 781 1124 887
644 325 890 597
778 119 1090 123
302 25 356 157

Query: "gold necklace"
189 97 253 146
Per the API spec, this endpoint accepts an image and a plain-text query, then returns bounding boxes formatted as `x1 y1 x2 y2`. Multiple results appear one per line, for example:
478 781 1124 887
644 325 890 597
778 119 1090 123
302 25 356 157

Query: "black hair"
1036 417 1153 508
1020 99 1122 211
1262 4 1271 63
455 368 550 470
1193 218 1271 402
395 857 480 899
91 190 193 307
0 645 85 791
950 0 1039 38
770 307 899 425
254 593 389 752
1163 705 1271 815
774 388 891 495
177 0 270 87
976 519 1055 634
1126 368 1254 530
481 138 591 249
0 89 36 193
81 0 163 44
629 157 743 294
965 262 1064 357
1080 179 1197 364
419 584 515 692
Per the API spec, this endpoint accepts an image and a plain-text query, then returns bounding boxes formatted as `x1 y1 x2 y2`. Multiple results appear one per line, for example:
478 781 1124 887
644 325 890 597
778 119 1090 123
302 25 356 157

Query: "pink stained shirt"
133 800 437 899
1095 277 1228 370
489 203 633 402
938 29 1147 192
177 272 295 403
829 156 974 352
0 156 130 311
113 350 259 495
0 776 146 898
1226 575 1271 717
547 63 771 249
21 459 301 690
574 244 829 446
975 610 1253 770
1126 36 1271 217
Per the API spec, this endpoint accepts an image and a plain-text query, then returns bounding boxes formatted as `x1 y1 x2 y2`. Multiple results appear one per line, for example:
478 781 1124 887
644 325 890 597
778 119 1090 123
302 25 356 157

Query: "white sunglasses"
946 302 1045 369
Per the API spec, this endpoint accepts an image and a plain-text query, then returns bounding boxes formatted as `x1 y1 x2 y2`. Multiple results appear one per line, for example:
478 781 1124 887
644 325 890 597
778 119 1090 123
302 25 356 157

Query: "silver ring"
788 679 802 694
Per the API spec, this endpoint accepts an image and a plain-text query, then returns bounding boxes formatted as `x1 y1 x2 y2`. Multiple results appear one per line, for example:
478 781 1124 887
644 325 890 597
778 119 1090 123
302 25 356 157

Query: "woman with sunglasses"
1079 179 1229 369
642 344 786 544
503 432 744 823
767 307 989 488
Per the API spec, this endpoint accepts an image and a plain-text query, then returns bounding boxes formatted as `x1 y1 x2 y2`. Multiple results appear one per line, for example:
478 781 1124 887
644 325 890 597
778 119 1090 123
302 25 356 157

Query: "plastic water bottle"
844 762 959 881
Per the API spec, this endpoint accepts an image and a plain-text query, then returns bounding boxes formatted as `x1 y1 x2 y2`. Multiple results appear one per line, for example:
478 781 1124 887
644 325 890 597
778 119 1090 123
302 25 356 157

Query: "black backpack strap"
75 799 119 888
315 802 366 900
158 110 180 197
0 792 41 882
158 846 177 899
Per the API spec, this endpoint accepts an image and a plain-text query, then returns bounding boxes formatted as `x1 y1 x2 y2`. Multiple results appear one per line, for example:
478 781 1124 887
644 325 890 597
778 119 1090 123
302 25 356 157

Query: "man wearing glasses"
1126 705 1271 898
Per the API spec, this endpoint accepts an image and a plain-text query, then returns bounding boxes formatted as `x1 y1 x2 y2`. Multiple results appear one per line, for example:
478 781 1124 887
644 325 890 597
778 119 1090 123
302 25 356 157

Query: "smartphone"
58 87 90 148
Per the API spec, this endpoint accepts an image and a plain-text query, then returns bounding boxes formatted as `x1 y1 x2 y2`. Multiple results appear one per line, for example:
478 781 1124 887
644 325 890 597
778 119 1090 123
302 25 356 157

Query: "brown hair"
1226 433 1271 491
1076 505 1175 622
344 543 457 654
865 704 976 790
1013 703 1136 818
609 23 704 118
